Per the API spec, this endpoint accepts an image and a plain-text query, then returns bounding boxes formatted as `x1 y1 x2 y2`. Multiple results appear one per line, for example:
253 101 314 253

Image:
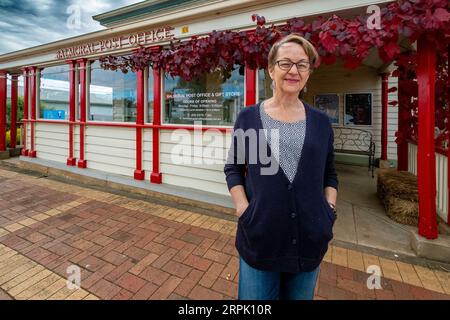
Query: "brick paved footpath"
0 168 449 300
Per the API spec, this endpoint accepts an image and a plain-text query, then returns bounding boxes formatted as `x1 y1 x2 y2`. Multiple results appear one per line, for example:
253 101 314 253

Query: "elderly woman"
224 34 338 300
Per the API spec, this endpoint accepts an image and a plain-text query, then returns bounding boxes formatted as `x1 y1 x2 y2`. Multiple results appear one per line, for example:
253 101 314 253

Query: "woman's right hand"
236 201 249 218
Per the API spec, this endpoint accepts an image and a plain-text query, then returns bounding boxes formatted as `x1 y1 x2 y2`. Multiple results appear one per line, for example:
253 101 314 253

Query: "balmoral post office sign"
56 26 175 59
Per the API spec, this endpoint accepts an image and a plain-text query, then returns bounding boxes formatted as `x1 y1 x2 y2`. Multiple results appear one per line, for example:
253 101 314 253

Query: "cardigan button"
287 184 293 191
292 238 297 245
290 212 297 219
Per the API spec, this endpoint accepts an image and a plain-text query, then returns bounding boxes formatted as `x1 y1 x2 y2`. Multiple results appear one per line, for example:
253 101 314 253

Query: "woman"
224 34 338 300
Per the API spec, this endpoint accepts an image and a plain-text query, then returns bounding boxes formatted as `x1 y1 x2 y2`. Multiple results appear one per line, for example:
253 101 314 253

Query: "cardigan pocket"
322 198 337 225
238 199 255 225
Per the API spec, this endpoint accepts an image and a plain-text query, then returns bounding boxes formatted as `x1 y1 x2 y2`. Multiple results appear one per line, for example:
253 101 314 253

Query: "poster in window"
314 93 339 124
344 93 372 126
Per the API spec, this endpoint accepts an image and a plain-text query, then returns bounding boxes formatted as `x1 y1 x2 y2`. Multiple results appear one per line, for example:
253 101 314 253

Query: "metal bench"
332 126 376 178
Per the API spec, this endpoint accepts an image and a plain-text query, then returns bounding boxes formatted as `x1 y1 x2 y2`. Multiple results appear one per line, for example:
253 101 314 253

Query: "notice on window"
169 90 241 122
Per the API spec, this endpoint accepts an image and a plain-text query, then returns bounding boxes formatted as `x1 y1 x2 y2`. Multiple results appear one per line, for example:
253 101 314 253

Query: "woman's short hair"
268 34 319 71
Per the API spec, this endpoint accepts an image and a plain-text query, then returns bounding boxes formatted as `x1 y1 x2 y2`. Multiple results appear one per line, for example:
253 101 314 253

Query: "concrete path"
333 163 417 257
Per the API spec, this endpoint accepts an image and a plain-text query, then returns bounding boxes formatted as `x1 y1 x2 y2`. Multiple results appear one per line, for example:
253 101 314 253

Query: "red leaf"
319 31 339 53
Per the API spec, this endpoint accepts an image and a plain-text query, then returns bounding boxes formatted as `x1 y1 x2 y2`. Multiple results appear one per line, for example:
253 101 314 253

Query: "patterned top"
260 101 306 183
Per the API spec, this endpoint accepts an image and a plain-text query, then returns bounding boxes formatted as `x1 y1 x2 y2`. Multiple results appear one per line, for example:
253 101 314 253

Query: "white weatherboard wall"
35 122 69 164
142 128 153 181
159 129 231 195
304 61 398 161
85 126 136 177
408 142 448 224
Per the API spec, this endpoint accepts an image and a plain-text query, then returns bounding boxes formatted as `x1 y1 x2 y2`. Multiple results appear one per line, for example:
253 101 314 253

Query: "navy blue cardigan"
224 102 338 273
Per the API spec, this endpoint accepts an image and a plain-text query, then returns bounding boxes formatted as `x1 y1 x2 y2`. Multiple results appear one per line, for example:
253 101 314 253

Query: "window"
258 69 273 102
39 65 70 120
163 67 244 126
147 68 154 123
89 61 137 122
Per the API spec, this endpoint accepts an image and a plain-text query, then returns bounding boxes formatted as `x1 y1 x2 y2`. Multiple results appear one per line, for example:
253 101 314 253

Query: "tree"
6 96 24 131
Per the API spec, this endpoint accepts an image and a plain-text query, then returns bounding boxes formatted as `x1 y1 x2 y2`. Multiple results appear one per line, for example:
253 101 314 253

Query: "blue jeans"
238 257 320 300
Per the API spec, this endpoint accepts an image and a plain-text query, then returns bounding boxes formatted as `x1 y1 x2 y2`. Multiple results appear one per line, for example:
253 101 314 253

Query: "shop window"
163 67 244 126
258 69 273 102
39 65 70 120
89 61 137 122
147 68 154 123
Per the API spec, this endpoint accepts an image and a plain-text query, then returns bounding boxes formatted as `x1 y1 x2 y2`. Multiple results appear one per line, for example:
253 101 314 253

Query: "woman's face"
269 42 311 96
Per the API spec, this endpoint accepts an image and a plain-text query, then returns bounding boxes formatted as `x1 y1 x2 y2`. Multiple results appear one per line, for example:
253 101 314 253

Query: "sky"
0 0 142 55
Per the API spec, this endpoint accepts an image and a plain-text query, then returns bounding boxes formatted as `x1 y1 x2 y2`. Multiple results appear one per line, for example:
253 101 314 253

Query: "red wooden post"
10 74 18 149
245 66 257 106
447 45 450 226
21 68 29 156
77 58 87 168
381 73 389 161
396 78 408 171
28 66 37 158
67 60 76 166
134 68 145 180
417 35 438 239
0 70 6 152
151 66 162 184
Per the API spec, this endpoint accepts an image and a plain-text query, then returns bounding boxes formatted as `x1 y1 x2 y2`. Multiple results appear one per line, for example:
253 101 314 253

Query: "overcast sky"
0 0 142 55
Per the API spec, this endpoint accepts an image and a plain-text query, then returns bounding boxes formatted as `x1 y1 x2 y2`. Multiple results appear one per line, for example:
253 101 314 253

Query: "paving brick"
150 275 182 300
317 280 357 300
174 269 204 297
79 255 106 273
180 232 204 245
396 261 422 287
82 263 117 289
102 250 129 266
116 272 147 293
152 247 178 269
89 279 122 300
123 246 150 261
183 254 213 272
132 282 158 300
199 262 225 288
139 265 170 286
203 249 231 265
212 277 238 298
104 259 135 282
188 285 224 300
220 256 239 282
162 260 192 278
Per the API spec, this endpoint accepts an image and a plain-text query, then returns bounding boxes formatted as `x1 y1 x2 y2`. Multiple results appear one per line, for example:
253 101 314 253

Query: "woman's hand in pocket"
236 200 249 218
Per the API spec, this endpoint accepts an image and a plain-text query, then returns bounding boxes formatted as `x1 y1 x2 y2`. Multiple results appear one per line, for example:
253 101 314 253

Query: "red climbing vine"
99 0 449 149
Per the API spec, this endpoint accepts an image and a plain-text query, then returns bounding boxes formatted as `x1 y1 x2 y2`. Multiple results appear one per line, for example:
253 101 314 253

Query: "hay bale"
377 169 418 202
385 196 418 226
377 169 419 226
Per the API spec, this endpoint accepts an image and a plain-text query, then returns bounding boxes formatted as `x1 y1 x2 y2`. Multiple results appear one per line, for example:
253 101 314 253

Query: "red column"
245 66 257 106
10 74 18 149
0 71 6 151
151 67 162 184
134 68 145 180
417 35 438 239
381 73 389 161
67 60 76 166
447 46 450 226
397 78 408 170
77 58 87 168
21 68 29 156
28 66 37 157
